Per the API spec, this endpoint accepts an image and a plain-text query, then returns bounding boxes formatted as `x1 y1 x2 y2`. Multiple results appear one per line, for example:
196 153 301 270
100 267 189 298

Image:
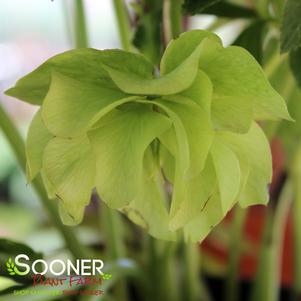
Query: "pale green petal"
42 135 95 224
104 38 211 95
184 192 223 242
218 122 272 206
210 139 241 214
149 99 190 177
26 109 53 181
5 48 153 105
160 144 175 183
162 96 214 178
169 156 216 231
180 70 213 114
88 105 172 208
123 148 176 240
211 95 254 133
42 72 138 138
40 170 56 199
160 30 222 75
151 97 213 224
149 99 189 217
200 46 292 129
58 202 86 226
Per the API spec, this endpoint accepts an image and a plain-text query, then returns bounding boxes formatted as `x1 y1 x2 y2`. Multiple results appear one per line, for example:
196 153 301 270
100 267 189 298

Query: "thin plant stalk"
101 205 129 301
147 238 180 301
74 0 89 48
249 180 292 301
0 104 88 259
112 0 132 51
170 0 183 38
291 145 301 301
182 242 199 301
225 206 247 301
163 0 182 45
182 242 211 301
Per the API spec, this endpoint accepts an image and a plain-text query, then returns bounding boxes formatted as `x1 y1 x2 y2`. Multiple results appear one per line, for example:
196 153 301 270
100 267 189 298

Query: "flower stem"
182 242 206 301
112 0 132 51
225 206 247 301
163 0 183 46
0 104 88 259
170 0 183 38
250 180 292 301
101 205 128 301
74 0 89 48
291 145 301 301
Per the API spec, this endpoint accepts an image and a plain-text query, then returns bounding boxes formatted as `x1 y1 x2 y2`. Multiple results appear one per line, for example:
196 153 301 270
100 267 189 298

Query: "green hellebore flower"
5 30 292 242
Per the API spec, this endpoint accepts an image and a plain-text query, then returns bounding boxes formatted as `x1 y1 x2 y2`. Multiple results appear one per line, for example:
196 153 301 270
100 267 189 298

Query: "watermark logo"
6 258 24 276
5 254 111 277
5 254 112 297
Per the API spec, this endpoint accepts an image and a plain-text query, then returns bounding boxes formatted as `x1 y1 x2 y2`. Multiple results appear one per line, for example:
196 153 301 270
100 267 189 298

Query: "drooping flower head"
6 30 291 242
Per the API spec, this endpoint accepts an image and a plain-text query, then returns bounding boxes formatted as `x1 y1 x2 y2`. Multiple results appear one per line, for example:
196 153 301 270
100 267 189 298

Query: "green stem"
102 205 126 260
163 0 182 46
102 205 128 301
0 104 88 259
255 0 270 18
182 242 203 301
74 0 89 48
112 0 132 51
148 238 180 301
225 206 247 301
250 180 292 301
170 0 183 38
291 145 301 301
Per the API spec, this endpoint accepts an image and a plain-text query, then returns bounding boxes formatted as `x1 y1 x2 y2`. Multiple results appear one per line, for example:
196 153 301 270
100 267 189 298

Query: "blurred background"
0 1 299 300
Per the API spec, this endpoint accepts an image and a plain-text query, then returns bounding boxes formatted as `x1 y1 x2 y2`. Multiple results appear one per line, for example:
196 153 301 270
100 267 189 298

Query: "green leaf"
123 148 176 240
210 139 240 214
183 1 257 18
281 0 301 53
5 48 153 105
41 72 135 138
218 122 272 206
25 109 53 181
104 37 211 95
88 104 172 208
233 21 266 64
289 47 301 87
42 135 95 224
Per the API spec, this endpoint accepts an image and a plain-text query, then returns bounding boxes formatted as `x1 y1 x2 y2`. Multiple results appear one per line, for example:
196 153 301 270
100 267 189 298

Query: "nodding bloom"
6 30 291 242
